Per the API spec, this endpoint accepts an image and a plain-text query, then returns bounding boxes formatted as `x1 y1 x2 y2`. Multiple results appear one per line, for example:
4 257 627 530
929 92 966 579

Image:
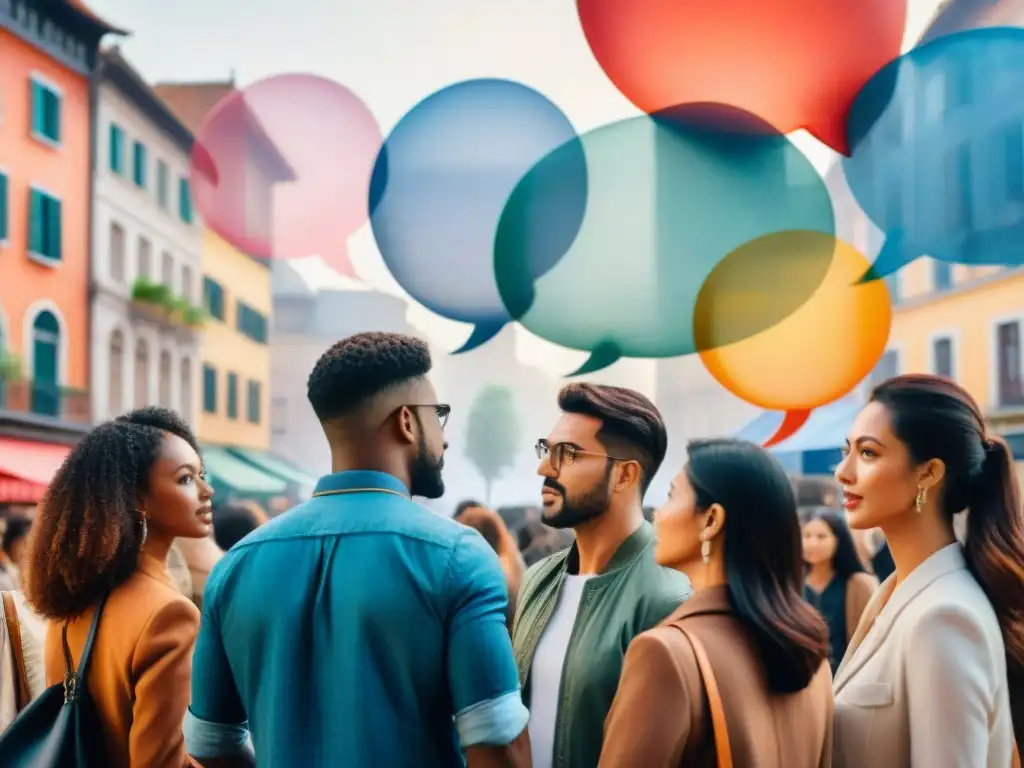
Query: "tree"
464 385 522 505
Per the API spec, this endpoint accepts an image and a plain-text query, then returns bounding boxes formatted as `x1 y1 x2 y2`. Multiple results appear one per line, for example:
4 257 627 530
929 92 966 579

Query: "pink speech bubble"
190 74 384 275
576 0 908 155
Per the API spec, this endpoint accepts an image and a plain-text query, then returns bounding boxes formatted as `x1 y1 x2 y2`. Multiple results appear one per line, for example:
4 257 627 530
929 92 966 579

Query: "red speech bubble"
190 74 384 276
575 0 907 155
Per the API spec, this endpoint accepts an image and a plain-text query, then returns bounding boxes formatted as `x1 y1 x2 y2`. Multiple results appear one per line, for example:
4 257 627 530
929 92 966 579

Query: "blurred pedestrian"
601 439 833 767
454 500 525 627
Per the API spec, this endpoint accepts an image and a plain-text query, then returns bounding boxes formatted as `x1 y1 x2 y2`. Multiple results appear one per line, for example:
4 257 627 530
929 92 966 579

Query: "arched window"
159 350 172 406
180 357 192 419
109 329 124 417
134 338 150 407
31 310 60 416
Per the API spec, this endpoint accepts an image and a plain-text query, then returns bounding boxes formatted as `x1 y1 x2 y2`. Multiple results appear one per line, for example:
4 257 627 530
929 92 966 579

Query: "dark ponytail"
965 436 1024 737
872 374 1024 738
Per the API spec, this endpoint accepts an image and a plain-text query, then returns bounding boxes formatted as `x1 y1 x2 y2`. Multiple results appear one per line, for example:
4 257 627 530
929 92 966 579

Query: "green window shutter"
227 373 238 419
108 125 120 173
46 89 61 142
179 178 193 223
29 190 42 254
0 173 8 241
203 365 217 413
47 196 62 261
133 142 146 188
247 380 261 424
30 81 43 135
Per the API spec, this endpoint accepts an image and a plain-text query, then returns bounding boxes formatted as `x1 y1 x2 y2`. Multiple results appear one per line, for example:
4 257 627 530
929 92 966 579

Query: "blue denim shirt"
185 470 528 767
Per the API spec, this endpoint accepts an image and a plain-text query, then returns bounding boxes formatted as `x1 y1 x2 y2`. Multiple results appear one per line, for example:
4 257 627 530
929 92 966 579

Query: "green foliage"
464 385 522 503
131 278 206 328
0 350 22 380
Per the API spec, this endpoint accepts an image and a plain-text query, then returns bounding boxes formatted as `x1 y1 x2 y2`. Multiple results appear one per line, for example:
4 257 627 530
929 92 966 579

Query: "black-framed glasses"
535 438 628 472
408 403 451 430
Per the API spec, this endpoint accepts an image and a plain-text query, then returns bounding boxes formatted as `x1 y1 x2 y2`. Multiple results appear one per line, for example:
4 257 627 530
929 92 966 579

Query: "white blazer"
0 591 46 732
832 543 1013 768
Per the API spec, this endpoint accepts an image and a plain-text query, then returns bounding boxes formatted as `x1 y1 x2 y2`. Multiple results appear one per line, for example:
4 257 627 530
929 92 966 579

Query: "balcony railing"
0 378 90 424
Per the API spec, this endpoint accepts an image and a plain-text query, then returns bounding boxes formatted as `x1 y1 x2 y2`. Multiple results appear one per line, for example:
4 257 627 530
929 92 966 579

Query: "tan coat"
43 553 200 768
601 586 834 767
844 573 878 645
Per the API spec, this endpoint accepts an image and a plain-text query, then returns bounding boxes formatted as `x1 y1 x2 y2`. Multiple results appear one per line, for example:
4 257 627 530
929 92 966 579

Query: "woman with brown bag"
600 439 834 767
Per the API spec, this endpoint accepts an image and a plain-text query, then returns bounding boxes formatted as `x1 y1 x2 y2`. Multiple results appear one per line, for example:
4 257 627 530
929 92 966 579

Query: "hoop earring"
915 487 925 514
700 535 711 564
137 511 148 548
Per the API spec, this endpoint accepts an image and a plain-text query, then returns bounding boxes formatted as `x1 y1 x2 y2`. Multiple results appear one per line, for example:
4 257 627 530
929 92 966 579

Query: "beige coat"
833 544 1014 768
0 591 46 731
601 586 834 767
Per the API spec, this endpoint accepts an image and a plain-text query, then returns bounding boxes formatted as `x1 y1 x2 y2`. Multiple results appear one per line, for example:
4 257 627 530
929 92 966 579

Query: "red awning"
0 437 71 504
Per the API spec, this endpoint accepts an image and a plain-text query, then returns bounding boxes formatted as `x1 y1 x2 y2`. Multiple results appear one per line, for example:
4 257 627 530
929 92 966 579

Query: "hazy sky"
88 0 946 378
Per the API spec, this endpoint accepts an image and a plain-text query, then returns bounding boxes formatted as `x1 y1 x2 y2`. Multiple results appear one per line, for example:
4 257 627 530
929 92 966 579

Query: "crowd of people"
0 330 1021 767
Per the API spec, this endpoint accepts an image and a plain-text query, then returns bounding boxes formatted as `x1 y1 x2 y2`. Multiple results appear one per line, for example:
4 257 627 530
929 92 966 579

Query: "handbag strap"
60 593 109 703
1 592 30 710
675 625 734 768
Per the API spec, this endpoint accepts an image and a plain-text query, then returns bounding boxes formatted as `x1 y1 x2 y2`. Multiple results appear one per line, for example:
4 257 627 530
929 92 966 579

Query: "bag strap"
60 592 109 703
1 592 30 711
675 625 734 768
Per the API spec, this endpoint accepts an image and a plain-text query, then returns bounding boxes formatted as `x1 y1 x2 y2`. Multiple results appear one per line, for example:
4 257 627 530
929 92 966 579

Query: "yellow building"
198 230 272 449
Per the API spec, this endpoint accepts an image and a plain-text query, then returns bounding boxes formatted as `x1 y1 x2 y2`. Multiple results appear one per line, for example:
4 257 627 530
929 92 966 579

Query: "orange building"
0 1 122 504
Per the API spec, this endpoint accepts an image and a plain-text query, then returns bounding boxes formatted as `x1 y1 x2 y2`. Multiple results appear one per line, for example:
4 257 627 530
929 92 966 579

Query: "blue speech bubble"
368 79 587 353
844 27 1024 281
494 105 836 376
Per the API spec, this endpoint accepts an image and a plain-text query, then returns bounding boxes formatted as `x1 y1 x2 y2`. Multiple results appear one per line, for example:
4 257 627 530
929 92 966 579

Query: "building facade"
91 47 203 424
0 0 121 504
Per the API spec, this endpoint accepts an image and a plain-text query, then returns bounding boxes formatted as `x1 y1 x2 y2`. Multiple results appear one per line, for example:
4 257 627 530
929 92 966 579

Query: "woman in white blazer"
832 374 1023 768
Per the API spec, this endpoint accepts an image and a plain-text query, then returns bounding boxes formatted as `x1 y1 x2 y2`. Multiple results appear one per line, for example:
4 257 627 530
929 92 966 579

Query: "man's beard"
541 471 612 529
409 431 445 499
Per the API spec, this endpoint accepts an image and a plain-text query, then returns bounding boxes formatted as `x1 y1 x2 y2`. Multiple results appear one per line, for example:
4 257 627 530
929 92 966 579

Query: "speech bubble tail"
567 341 621 377
763 409 812 448
452 321 506 355
855 235 904 284
322 249 359 279
806 120 851 158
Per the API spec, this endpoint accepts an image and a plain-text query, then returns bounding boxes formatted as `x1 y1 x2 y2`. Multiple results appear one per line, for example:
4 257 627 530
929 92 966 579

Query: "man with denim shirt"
185 332 530 768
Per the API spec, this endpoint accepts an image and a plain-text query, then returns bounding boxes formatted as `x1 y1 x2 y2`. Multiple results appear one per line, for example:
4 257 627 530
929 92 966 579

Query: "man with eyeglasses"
185 332 530 768
512 383 692 768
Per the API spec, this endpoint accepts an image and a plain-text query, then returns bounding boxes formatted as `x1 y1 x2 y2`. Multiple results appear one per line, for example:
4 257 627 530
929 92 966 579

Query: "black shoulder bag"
0 594 110 767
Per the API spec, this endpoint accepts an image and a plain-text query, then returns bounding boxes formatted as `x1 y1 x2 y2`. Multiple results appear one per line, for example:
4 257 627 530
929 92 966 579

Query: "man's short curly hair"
307 332 432 421
24 407 198 620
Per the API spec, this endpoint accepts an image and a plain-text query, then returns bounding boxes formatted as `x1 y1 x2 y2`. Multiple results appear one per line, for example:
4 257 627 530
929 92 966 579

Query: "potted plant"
131 278 175 322
181 305 207 328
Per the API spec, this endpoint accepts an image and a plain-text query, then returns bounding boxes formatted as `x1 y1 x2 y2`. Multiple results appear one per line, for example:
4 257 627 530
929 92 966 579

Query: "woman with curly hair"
22 407 214 767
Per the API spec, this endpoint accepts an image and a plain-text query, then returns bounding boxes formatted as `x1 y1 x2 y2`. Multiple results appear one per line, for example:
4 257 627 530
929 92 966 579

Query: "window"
996 321 1024 407
134 338 150 407
137 236 151 280
203 364 217 413
1004 122 1024 202
869 349 899 387
109 124 124 175
109 222 125 282
944 144 972 231
227 372 238 419
161 251 174 287
109 329 124 418
247 380 262 424
933 337 954 379
203 277 225 320
157 160 169 209
28 188 62 261
181 265 193 302
30 77 61 144
132 141 147 188
272 397 288 436
179 178 193 223
236 302 268 344
159 350 171 406
30 310 60 416
0 171 8 242
932 261 953 292
180 358 192 417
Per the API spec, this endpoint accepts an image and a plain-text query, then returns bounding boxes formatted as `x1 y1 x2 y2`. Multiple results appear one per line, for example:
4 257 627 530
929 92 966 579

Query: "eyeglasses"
408 403 451 430
535 439 627 472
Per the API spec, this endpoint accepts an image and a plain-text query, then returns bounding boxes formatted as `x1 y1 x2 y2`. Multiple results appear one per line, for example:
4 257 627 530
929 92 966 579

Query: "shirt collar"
564 520 655 576
313 470 410 498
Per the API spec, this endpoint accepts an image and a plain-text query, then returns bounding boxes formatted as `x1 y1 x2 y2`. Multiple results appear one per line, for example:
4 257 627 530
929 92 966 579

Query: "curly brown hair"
24 407 199 620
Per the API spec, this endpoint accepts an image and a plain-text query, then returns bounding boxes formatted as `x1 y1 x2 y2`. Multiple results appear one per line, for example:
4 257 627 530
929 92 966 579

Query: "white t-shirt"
528 575 593 768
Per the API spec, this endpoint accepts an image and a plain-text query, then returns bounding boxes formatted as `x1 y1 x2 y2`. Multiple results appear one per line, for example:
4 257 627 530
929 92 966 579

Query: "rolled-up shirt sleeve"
184 563 250 759
447 531 529 747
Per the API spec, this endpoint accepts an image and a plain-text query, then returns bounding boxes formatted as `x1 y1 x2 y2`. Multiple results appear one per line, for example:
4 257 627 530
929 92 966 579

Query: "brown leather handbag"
676 626 734 768
2 592 31 712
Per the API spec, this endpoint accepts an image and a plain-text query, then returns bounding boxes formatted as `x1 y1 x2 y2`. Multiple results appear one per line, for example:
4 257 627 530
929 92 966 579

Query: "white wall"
90 81 203 424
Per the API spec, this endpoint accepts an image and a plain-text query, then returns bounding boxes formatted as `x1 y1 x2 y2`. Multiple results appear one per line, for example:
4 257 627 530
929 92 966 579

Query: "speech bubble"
844 27 1024 282
190 74 384 275
575 0 906 154
367 79 586 354
494 105 835 376
697 232 892 446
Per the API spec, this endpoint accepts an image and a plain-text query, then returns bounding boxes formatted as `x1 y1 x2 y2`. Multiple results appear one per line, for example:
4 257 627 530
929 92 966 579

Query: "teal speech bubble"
494 106 836 375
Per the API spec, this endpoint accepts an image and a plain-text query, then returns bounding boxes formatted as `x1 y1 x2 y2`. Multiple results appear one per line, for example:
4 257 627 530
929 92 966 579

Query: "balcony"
129 279 207 342
0 378 90 425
